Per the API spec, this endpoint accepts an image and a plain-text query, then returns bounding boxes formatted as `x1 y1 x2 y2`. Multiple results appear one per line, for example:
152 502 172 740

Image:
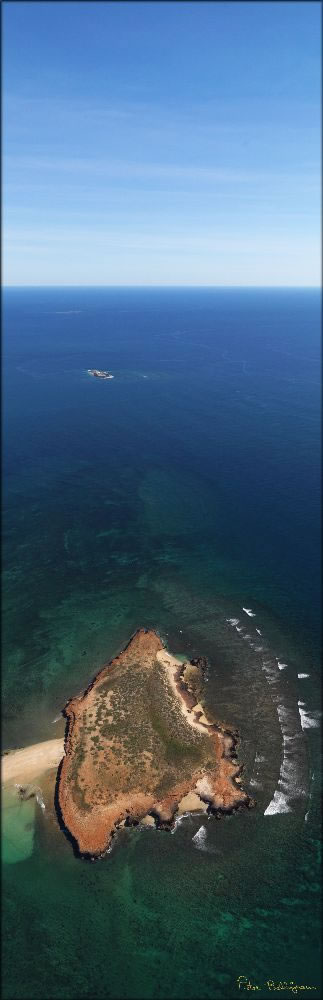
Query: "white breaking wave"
264 790 291 815
14 783 46 811
51 714 62 723
254 645 264 652
277 704 291 727
235 626 243 633
298 700 305 707
280 742 307 799
36 790 46 812
243 634 252 641
242 608 256 617
192 825 207 850
171 812 190 834
304 773 316 823
278 662 287 670
255 753 266 763
226 618 239 626
264 702 308 816
256 628 262 635
298 673 309 679
298 707 320 730
261 660 277 684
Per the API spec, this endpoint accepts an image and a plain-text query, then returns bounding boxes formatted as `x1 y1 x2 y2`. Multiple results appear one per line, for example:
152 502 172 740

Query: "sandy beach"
2 738 65 785
156 648 211 734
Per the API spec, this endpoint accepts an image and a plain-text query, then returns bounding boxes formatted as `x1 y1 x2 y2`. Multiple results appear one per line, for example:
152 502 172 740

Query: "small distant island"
57 629 253 858
88 369 114 379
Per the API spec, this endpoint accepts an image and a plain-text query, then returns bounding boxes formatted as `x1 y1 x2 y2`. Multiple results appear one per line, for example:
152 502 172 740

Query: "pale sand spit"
2 738 65 785
156 649 210 735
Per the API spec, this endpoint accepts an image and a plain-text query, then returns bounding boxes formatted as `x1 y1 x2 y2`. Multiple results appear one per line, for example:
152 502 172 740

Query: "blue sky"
3 1 321 286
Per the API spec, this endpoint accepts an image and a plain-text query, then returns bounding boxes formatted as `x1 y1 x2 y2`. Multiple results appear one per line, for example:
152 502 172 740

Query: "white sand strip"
156 650 210 735
2 738 65 785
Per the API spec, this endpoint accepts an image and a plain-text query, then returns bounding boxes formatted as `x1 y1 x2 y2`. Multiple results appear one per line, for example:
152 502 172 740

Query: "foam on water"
249 750 267 791
171 812 190 834
298 707 320 730
33 787 46 812
264 698 308 814
192 825 207 850
224 605 311 817
256 628 262 635
264 790 291 815
304 772 316 824
298 673 309 679
277 704 291 727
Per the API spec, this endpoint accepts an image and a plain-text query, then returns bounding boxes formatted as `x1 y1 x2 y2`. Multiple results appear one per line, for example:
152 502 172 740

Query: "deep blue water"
2 288 321 999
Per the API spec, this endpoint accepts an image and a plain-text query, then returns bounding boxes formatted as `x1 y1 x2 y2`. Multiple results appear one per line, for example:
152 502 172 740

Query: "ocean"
2 287 321 999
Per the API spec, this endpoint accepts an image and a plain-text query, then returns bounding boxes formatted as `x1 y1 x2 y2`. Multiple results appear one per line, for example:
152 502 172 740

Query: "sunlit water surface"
2 288 321 999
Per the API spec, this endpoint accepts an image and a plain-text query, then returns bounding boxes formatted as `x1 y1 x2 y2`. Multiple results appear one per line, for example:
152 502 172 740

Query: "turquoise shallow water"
2 288 321 998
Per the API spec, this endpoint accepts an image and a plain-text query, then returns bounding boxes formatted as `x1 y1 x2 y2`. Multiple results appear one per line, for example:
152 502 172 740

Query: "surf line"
264 702 307 815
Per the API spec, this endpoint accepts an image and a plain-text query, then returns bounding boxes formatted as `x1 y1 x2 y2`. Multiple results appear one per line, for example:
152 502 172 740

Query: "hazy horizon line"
3 283 321 290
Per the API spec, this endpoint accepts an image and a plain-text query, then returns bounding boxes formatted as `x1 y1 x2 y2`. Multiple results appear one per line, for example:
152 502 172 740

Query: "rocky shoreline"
87 368 114 379
57 629 254 859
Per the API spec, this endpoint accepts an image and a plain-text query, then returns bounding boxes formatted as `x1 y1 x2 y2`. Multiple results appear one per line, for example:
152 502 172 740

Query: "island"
87 369 114 379
57 628 253 858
